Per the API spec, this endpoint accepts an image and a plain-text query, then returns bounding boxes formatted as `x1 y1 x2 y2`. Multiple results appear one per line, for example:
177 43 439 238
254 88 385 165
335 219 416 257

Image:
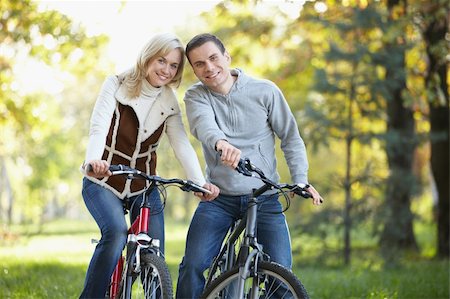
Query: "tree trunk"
380 0 418 253
0 156 14 225
344 73 356 266
431 99 450 258
343 132 352 265
381 87 418 251
421 2 449 258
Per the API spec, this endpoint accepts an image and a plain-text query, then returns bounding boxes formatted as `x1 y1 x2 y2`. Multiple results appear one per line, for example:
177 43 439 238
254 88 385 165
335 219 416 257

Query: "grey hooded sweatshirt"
184 68 309 196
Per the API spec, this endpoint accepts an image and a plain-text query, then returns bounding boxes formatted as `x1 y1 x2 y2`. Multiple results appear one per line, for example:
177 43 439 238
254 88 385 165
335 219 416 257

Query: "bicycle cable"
245 188 291 215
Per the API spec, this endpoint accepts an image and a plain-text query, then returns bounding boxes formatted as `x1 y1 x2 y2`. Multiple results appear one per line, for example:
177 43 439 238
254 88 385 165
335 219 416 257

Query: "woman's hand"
195 182 220 202
85 160 112 178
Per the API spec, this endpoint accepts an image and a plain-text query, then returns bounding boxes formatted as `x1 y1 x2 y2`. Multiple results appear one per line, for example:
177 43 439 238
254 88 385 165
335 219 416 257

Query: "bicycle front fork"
236 248 261 299
109 233 161 298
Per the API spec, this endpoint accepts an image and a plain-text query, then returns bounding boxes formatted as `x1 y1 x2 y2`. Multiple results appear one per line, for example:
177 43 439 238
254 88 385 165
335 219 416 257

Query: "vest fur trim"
86 79 180 199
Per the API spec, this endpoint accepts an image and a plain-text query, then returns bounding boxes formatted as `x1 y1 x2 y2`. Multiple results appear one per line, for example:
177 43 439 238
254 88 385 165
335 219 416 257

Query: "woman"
79 33 219 298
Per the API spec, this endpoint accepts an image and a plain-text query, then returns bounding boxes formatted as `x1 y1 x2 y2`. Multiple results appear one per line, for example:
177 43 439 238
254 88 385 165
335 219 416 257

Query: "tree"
379 0 419 254
416 0 449 258
300 2 392 264
177 0 441 263
0 0 109 224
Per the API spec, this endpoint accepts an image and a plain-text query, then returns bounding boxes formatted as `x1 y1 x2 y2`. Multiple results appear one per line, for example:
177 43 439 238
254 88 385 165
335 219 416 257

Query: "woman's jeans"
176 193 292 299
79 178 164 299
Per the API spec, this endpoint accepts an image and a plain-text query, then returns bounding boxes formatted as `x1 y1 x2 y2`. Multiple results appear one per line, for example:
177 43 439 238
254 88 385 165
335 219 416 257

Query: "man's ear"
224 51 231 62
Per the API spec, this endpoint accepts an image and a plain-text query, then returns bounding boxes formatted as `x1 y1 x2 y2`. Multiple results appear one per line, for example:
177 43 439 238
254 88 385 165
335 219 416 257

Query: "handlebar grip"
109 164 124 172
295 185 323 203
296 189 312 198
293 184 313 198
198 187 213 195
180 182 212 195
85 163 125 173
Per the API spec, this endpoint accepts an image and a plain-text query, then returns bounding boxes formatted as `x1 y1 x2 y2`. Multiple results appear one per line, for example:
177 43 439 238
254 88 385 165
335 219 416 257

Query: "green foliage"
0 0 444 268
174 0 442 261
296 3 391 249
0 0 111 224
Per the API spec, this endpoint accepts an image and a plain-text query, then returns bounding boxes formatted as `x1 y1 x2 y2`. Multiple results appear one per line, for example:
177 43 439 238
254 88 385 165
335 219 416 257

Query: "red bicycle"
98 164 211 299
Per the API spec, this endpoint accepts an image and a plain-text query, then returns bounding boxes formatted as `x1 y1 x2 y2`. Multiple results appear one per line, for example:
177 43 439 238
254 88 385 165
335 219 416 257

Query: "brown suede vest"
102 102 165 196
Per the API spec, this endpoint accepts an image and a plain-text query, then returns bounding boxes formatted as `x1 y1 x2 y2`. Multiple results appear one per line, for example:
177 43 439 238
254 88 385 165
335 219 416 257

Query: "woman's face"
146 49 182 87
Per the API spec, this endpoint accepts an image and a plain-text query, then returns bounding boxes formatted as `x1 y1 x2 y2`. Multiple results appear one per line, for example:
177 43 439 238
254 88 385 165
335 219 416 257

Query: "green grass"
1 258 85 298
298 262 448 298
0 219 448 298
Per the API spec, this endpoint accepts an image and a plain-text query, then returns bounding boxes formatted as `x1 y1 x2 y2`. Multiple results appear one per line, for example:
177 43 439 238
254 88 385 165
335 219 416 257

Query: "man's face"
187 41 231 93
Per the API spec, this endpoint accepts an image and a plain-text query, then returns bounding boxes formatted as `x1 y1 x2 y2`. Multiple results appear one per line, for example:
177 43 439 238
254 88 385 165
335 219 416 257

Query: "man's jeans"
176 193 292 299
79 178 164 298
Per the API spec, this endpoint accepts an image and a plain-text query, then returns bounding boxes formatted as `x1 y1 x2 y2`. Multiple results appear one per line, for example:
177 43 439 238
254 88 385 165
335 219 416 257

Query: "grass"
298 261 448 298
0 219 448 298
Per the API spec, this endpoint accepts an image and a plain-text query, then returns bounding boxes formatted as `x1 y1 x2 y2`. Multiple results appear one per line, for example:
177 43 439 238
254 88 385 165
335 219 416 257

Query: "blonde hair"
120 33 185 98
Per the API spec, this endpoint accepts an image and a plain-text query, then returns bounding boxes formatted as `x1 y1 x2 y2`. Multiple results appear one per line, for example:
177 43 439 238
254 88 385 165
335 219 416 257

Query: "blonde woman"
79 33 219 298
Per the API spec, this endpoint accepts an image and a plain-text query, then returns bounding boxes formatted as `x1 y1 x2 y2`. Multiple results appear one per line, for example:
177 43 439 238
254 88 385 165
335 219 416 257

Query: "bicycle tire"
201 261 309 299
118 252 173 299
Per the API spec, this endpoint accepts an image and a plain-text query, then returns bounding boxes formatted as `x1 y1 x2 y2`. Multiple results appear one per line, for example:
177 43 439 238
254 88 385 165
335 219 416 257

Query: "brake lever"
236 158 253 177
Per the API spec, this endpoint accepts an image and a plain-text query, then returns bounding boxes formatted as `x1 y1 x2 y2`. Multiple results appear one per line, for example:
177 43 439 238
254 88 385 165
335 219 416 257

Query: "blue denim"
79 178 164 299
176 193 292 299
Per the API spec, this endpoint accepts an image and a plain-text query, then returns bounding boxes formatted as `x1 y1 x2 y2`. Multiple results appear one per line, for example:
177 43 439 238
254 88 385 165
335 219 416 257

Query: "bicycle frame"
234 184 272 298
204 158 312 298
205 184 272 297
109 184 160 298
86 163 210 299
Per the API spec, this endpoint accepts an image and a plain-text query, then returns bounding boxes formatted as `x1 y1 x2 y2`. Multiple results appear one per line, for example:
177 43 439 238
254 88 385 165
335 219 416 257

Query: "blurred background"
0 0 448 298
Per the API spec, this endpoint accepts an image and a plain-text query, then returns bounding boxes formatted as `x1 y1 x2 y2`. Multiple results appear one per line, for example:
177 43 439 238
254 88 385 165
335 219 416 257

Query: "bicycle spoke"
262 274 291 298
118 253 173 299
141 265 165 298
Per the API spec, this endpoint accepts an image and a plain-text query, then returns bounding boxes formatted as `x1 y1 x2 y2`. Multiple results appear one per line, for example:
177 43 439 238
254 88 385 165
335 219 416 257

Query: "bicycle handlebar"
86 164 212 195
236 158 312 199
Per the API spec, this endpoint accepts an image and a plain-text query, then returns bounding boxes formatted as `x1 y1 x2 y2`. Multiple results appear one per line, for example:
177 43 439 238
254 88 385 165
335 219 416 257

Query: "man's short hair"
185 33 226 62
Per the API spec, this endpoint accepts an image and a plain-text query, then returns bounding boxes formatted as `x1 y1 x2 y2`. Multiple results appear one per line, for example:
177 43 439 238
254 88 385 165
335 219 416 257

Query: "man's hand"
306 184 324 206
194 182 220 201
216 140 241 169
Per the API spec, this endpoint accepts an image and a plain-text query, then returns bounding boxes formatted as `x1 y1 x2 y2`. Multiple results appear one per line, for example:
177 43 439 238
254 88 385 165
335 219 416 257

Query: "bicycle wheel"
118 252 173 299
201 261 309 299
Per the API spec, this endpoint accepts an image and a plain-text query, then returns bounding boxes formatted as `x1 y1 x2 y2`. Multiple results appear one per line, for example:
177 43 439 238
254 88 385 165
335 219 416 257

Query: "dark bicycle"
201 157 313 299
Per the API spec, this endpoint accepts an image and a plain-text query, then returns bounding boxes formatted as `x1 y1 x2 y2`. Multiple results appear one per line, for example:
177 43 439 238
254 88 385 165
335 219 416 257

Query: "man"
176 33 323 298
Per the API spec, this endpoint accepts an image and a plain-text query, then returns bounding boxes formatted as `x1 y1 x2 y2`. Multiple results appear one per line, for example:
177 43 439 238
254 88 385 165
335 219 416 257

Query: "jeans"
176 193 292 299
79 178 164 299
